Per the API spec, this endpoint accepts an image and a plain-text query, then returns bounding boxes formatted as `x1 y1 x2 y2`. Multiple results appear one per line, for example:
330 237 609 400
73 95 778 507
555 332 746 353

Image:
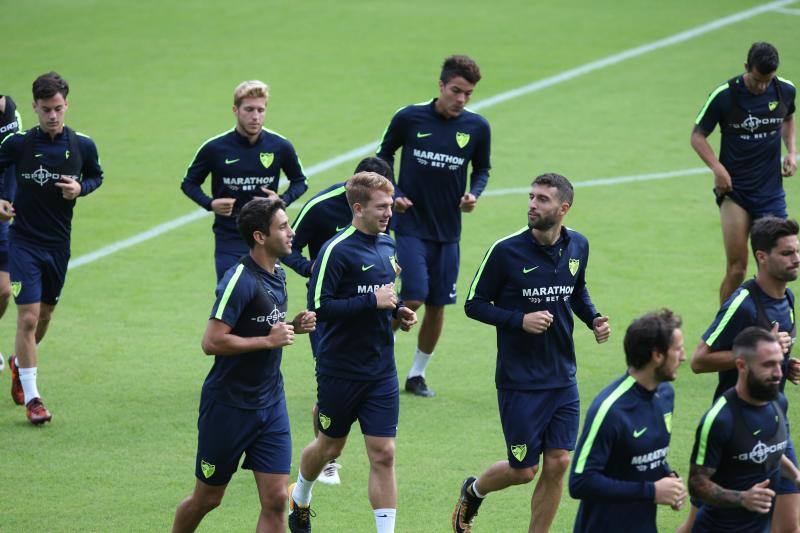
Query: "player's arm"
0 133 23 219
375 109 407 198
308 245 383 321
691 292 750 372
464 245 525 330
780 455 800 487
281 203 317 278
68 135 103 198
467 122 491 199
690 341 734 373
278 141 308 206
782 113 796 177
201 318 294 355
180 143 216 211
569 244 610 342
690 88 732 193
689 465 774 513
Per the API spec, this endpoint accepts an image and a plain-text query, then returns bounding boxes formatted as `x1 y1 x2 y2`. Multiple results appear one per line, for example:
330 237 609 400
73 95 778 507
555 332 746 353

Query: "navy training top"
0 96 21 243
691 391 789 533
695 75 796 203
376 99 490 243
702 281 795 399
0 125 103 249
181 127 308 241
465 226 599 390
203 256 289 410
308 226 400 380
570 374 675 533
282 181 351 278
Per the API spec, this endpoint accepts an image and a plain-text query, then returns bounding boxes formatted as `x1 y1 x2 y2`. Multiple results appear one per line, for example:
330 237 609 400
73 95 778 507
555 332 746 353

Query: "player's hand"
266 322 295 348
654 475 687 507
291 310 316 334
593 315 611 343
0 199 14 221
460 193 477 213
667 472 687 510
788 358 800 385
375 283 398 310
259 186 280 200
713 164 733 195
396 306 417 331
771 322 792 354
54 175 81 200
394 197 413 214
211 198 236 216
522 310 553 334
740 479 775 513
783 152 797 177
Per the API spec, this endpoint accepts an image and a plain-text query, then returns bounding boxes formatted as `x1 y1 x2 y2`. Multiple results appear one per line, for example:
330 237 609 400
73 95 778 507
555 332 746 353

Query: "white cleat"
317 461 342 485
0 352 4 372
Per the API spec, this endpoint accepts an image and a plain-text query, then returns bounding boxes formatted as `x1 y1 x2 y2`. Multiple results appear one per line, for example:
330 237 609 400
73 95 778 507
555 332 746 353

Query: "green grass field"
2 0 799 531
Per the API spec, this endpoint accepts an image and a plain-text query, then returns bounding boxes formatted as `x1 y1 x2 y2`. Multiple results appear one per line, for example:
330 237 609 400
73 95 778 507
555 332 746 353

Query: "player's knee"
510 466 537 484
724 258 747 278
259 488 287 515
320 439 346 461
0 284 11 302
17 310 38 332
368 442 396 469
195 491 224 513
542 451 571 478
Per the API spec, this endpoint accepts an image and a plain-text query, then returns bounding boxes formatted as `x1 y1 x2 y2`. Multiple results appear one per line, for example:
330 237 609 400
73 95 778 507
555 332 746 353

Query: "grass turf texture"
1 0 799 530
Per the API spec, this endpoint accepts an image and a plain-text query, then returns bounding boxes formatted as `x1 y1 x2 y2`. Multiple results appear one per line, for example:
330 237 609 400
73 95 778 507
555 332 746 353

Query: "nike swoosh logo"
633 427 647 438
225 158 239 164
753 429 762 436
35 154 43 158
336 225 347 232
362 264 374 271
416 132 432 138
449 292 457 298
523 266 539 274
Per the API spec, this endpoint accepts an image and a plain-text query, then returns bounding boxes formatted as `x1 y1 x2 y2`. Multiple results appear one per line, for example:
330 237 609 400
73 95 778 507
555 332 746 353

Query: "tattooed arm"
689 464 775 514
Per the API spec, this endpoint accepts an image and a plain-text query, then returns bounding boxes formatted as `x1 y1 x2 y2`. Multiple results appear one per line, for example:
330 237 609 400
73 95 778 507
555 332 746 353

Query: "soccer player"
569 309 687 532
181 80 308 281
288 172 417 533
691 42 796 304
682 216 800 533
376 54 491 397
0 72 104 424
689 327 800 533
452 173 610 533
171 198 316 533
0 94 22 372
282 156 393 486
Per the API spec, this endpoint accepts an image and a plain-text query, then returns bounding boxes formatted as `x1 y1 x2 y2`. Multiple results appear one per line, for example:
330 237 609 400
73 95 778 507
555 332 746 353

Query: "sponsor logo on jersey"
0 120 18 135
733 439 787 464
730 114 784 133
456 131 470 148
631 446 669 471
633 427 647 438
222 175 275 191
416 132 432 138
411 148 465 170
20 166 78 187
511 444 527 462
260 152 274 169
225 158 239 164
523 266 538 274
358 283 391 294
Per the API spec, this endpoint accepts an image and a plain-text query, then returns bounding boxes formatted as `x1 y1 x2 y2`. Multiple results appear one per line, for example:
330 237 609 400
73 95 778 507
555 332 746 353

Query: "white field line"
67 0 790 271
773 6 800 14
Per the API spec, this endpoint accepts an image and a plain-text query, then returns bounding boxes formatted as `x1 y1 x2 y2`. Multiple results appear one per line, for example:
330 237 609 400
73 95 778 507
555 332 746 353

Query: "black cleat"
405 375 436 397
452 476 483 533
288 482 314 532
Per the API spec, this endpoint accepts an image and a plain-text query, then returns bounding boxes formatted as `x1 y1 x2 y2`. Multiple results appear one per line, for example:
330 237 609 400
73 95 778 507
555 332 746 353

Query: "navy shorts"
715 189 787 219
214 236 249 282
0 247 8 273
316 374 399 439
498 385 580 469
195 395 292 486
10 241 70 305
395 233 459 306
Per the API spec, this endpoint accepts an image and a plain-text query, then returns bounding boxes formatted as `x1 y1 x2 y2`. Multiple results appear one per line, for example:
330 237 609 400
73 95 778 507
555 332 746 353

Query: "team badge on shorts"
455 132 470 149
663 412 673 434
511 444 527 462
568 258 580 276
200 459 216 479
11 281 21 298
769 101 778 112
260 152 274 169
319 413 332 430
